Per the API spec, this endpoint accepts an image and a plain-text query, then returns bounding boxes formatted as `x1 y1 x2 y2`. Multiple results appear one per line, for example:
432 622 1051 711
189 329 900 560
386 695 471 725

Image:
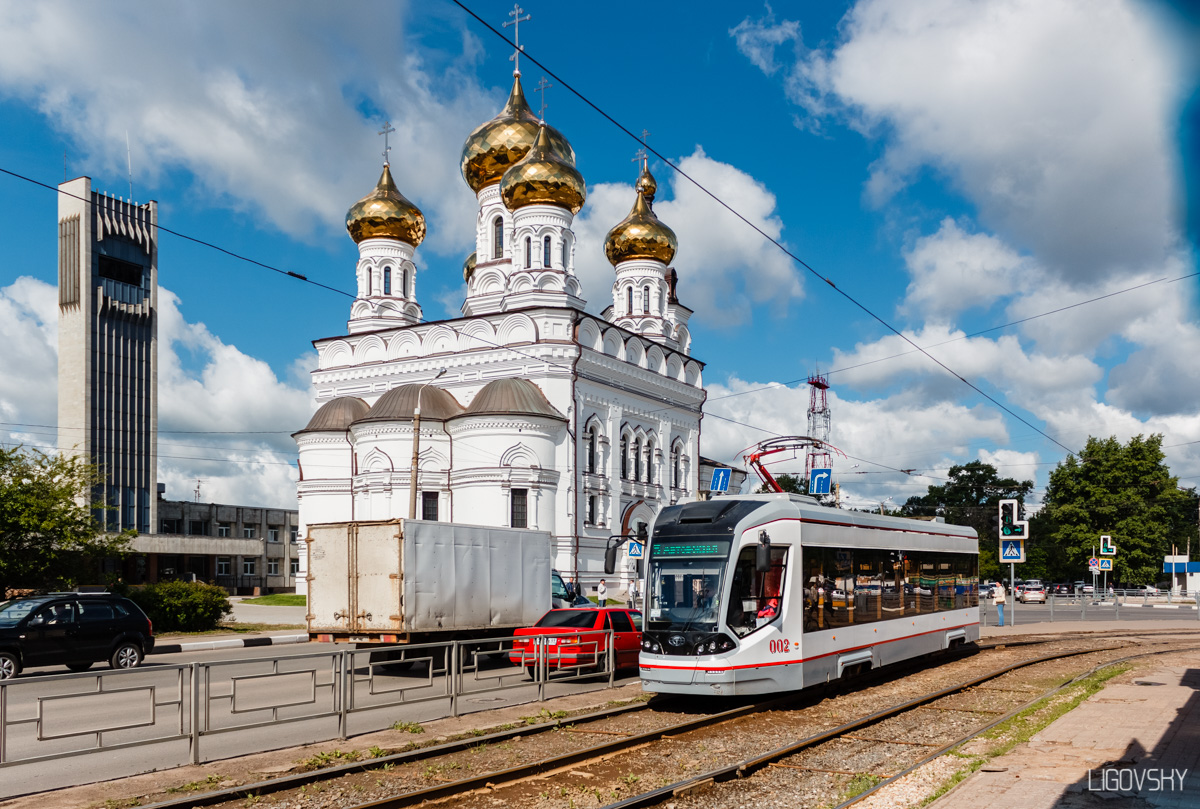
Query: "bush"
129 580 232 632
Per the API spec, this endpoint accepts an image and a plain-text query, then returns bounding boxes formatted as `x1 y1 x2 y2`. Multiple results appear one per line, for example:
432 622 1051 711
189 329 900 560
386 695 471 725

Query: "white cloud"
0 277 312 508
0 1 492 255
751 0 1188 281
157 288 312 506
573 149 804 325
730 6 801 76
901 218 1036 321
0 277 58 448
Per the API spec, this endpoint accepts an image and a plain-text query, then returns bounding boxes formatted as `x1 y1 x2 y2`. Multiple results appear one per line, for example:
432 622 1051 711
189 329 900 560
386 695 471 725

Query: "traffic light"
998 499 1026 538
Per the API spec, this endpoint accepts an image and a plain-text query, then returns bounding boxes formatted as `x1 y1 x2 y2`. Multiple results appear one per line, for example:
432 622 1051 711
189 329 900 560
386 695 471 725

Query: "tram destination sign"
649 540 731 559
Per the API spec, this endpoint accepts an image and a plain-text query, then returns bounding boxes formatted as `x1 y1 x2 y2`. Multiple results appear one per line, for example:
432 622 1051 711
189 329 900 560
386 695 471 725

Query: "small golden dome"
461 74 575 193
463 251 477 282
346 164 426 246
635 166 657 202
499 124 586 214
604 173 677 265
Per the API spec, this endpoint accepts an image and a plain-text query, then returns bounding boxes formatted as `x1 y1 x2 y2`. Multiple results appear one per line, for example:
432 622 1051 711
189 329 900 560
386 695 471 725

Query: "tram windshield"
646 539 730 632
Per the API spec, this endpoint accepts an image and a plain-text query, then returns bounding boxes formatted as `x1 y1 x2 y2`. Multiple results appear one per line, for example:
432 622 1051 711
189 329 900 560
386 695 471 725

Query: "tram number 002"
769 639 791 654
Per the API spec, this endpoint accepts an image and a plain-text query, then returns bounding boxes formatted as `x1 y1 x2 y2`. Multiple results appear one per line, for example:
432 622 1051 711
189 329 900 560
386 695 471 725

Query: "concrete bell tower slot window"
493 217 503 259
543 235 551 267
524 237 531 268
384 267 391 295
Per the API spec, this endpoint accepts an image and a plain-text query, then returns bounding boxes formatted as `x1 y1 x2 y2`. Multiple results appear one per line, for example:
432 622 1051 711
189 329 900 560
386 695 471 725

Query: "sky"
0 0 1198 514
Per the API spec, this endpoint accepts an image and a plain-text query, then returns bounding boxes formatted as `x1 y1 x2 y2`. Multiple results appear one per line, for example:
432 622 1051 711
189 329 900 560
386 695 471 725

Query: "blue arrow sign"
628 541 644 559
1001 539 1025 562
809 467 832 495
709 467 731 493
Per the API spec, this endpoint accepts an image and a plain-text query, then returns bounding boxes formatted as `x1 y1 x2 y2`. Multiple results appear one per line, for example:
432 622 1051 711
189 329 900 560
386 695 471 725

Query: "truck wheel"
110 642 143 670
0 652 19 680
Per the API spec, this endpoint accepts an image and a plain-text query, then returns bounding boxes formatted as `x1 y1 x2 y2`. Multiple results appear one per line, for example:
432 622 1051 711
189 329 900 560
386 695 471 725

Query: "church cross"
378 120 396 165
535 76 552 121
633 129 651 173
504 4 531 75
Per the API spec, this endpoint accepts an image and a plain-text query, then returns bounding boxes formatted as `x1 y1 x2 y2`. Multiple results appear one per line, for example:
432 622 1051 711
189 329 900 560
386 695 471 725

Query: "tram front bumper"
639 658 777 695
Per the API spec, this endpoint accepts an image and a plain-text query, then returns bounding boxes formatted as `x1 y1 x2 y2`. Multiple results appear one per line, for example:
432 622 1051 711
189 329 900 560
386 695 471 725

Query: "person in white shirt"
994 582 1006 627
597 579 608 607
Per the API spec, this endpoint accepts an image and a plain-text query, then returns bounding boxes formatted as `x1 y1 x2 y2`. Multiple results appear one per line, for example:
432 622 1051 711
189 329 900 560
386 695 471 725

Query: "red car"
509 608 642 676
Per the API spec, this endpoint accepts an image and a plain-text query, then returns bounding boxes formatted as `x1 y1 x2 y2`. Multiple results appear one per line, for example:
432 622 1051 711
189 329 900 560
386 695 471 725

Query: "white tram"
638 494 979 696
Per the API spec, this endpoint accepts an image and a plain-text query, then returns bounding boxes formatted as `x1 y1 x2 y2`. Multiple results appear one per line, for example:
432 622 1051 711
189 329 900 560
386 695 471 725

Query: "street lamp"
835 464 860 508
409 368 448 520
879 496 894 515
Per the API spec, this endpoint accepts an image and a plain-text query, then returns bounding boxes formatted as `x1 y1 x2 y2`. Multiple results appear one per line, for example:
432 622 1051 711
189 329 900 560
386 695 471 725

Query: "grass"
393 720 425 734
297 749 361 771
917 663 1132 806
165 774 223 794
240 594 307 606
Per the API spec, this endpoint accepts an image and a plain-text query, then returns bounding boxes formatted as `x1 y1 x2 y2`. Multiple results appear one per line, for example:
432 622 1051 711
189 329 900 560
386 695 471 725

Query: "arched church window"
401 268 408 298
493 217 503 259
620 435 629 479
543 235 552 267
524 237 531 268
646 439 655 484
643 285 650 314
366 268 372 296
561 239 568 269
383 267 391 295
672 446 680 488
626 286 633 315
634 438 642 481
587 426 597 473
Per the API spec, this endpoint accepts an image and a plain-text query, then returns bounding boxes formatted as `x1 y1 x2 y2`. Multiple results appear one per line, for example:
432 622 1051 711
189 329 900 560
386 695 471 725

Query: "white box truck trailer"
306 519 565 645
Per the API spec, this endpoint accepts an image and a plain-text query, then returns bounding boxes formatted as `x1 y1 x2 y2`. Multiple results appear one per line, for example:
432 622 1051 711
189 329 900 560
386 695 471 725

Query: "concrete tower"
57 176 158 533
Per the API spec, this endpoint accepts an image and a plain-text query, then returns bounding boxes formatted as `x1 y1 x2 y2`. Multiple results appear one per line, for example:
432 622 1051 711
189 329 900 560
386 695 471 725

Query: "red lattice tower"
805 373 832 479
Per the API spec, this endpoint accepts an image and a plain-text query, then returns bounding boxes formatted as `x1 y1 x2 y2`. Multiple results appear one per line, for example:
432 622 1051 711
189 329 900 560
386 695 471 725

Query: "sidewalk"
981 618 1200 640
151 597 308 654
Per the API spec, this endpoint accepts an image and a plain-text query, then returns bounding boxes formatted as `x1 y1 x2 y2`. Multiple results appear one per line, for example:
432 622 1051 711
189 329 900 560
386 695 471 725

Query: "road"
982 597 1200 625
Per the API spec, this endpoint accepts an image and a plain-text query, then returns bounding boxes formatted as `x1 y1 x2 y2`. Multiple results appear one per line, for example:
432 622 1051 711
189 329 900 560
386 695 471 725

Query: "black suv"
0 593 155 679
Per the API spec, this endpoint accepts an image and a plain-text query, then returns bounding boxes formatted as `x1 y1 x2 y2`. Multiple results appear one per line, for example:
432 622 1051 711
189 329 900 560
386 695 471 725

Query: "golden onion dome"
461 74 576 193
462 251 477 282
635 166 657 202
604 173 677 265
346 164 426 246
499 124 586 214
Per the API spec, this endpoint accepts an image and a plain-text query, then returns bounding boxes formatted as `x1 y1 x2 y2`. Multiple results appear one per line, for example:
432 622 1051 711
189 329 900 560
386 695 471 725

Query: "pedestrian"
628 578 638 609
994 581 1006 627
598 578 607 608
566 578 577 601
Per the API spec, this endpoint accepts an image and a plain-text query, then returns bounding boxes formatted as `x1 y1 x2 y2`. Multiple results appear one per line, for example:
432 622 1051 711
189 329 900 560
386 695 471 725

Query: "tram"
638 494 979 696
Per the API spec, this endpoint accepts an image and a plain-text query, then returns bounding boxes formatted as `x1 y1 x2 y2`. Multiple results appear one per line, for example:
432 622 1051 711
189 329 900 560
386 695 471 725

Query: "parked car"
0 593 154 679
1081 583 1095 595
509 607 641 676
1134 585 1159 595
1018 585 1046 603
979 583 993 599
1051 583 1071 595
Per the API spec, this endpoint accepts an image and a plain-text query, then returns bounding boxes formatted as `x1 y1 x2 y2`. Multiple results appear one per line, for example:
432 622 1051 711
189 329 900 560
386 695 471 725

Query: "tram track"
136 634 1192 809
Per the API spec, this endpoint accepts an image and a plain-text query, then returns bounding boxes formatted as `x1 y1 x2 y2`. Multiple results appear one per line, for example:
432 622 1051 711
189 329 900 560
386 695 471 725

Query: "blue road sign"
710 467 731 493
627 541 644 559
809 467 832 495
1001 539 1025 562
1097 558 1113 571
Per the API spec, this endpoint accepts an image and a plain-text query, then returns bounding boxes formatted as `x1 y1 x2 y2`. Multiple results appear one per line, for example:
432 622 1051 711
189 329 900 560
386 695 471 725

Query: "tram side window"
725 546 789 638
803 547 977 632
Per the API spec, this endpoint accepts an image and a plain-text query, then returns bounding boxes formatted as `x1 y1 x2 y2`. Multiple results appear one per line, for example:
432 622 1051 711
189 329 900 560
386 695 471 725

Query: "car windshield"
535 610 597 629
0 600 44 627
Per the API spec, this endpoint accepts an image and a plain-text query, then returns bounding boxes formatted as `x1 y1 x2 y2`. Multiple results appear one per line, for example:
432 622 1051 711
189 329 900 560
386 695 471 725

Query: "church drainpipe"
570 312 582 580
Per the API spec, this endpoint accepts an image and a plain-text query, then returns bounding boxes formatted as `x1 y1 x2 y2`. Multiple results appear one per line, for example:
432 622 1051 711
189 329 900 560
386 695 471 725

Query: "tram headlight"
641 638 662 654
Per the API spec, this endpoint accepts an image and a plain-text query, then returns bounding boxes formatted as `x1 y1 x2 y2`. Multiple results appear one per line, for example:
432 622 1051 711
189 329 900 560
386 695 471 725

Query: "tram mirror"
756 530 771 573
604 545 617 575
636 559 644 577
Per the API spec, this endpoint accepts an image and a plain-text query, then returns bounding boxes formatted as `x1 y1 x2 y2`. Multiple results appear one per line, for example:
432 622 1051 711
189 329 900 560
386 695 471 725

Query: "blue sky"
0 0 1197 511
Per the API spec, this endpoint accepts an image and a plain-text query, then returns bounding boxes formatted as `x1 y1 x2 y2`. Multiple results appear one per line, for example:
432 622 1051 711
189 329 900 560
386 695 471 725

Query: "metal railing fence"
0 629 616 798
980 591 1200 626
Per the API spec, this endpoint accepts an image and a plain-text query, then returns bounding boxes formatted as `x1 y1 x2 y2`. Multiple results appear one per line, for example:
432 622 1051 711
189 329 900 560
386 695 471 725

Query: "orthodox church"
294 68 706 593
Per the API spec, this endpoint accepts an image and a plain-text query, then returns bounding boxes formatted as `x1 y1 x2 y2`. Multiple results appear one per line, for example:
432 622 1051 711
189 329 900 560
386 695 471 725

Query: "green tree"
757 473 806 494
901 461 1034 582
1035 435 1197 586
0 446 133 597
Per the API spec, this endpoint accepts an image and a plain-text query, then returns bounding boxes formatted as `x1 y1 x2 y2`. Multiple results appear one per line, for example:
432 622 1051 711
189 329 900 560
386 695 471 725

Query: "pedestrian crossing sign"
1000 538 1025 563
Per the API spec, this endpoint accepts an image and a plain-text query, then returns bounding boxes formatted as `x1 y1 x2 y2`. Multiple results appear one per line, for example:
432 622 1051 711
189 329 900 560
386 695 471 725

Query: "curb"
152 633 309 655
